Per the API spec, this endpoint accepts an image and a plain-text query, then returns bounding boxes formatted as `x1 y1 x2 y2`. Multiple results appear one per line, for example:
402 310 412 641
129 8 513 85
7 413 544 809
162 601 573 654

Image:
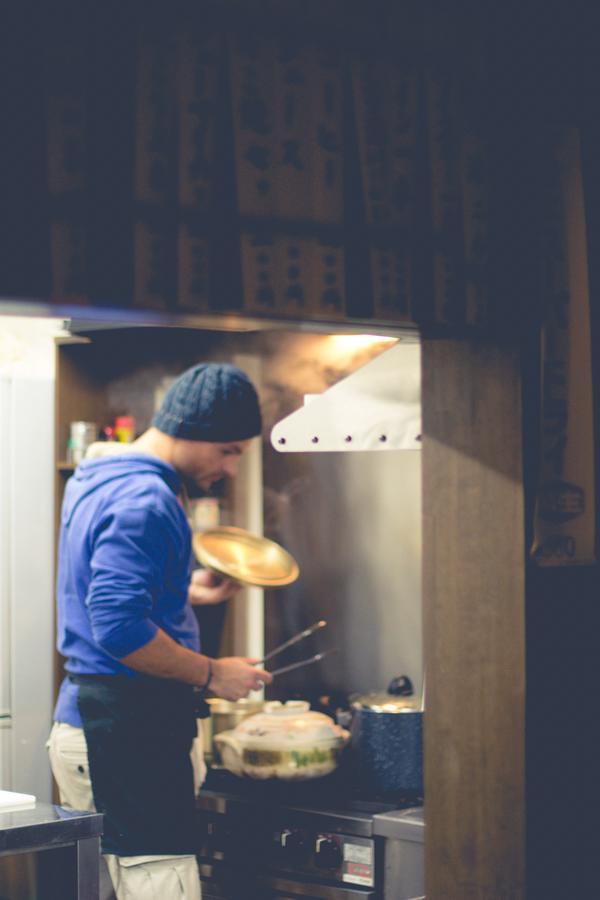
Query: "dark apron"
73 675 199 857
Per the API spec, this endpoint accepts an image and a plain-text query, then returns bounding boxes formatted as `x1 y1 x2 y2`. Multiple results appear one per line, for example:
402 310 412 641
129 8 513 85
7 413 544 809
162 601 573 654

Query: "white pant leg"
47 722 203 900
46 721 95 811
104 855 201 900
47 722 116 900
191 723 207 796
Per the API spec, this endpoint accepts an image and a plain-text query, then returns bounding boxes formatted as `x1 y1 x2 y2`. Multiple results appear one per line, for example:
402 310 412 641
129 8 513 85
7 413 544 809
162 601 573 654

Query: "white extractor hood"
270 341 421 452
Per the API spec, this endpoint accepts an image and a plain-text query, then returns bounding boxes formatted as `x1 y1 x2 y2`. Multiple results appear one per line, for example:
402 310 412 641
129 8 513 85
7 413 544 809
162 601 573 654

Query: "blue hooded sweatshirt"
53 453 200 728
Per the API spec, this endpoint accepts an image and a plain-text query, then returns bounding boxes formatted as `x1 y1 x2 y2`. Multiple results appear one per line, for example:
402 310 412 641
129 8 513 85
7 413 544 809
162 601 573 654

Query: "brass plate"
192 527 299 587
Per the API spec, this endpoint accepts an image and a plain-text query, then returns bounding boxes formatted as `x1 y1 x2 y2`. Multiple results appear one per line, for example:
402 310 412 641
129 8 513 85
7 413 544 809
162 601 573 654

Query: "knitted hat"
152 363 262 442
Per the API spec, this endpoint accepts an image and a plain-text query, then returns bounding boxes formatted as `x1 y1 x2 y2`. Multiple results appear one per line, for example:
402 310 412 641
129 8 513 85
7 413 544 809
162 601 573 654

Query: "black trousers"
74 675 198 856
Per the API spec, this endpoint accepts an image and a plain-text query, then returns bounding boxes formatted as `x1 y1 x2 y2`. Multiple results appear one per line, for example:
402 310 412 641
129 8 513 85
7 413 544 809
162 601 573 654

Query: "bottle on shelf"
114 416 136 443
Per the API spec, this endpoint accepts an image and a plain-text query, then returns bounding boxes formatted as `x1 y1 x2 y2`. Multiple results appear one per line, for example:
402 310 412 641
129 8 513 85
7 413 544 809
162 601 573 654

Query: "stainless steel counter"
0 802 103 899
373 807 424 899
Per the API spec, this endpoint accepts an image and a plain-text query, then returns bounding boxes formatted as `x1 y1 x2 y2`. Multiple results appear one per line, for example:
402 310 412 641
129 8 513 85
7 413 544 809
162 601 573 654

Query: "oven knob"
280 829 308 862
315 836 342 869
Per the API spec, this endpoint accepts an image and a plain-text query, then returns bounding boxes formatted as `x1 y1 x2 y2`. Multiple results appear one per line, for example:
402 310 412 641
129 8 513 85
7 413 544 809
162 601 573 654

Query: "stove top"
199 764 423 835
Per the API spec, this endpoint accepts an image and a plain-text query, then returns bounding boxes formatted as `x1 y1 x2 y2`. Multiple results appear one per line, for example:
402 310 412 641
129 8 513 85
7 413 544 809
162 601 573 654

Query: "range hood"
270 342 421 452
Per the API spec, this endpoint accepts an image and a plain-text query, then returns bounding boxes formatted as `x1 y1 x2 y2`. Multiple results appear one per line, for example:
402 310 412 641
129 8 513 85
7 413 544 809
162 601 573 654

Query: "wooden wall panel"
422 339 525 899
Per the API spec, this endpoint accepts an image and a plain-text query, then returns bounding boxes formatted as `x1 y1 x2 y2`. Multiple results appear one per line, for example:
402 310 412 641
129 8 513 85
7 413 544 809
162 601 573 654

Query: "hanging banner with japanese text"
229 35 344 223
352 56 418 321
176 28 219 311
531 129 596 566
133 22 177 310
45 23 88 303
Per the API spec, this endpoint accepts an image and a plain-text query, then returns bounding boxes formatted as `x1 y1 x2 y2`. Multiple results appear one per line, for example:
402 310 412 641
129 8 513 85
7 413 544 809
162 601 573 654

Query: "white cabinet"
0 375 54 800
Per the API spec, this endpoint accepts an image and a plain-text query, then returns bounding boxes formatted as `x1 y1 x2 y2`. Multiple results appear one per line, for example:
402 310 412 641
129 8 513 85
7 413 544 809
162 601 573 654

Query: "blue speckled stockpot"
350 701 423 795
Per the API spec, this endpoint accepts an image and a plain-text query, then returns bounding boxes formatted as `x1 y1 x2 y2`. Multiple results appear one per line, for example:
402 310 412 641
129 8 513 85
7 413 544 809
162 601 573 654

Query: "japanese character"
255 286 275 307
285 284 305 305
323 81 336 116
284 94 297 128
392 176 410 212
318 125 339 153
245 145 270 170
148 159 168 193
284 67 305 85
320 288 343 310
240 95 270 135
63 137 83 175
282 140 304 170
256 178 271 196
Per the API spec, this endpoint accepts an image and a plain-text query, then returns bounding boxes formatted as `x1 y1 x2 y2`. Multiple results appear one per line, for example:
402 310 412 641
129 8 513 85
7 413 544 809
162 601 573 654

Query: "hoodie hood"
63 453 181 527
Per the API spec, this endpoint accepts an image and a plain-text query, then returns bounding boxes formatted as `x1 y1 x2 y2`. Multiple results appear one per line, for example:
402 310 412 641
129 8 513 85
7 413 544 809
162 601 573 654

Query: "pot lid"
229 700 347 747
193 527 299 587
352 693 419 713
352 675 420 713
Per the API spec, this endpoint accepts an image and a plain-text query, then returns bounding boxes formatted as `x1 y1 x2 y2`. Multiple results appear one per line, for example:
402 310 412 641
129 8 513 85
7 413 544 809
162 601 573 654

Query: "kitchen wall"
259 333 422 702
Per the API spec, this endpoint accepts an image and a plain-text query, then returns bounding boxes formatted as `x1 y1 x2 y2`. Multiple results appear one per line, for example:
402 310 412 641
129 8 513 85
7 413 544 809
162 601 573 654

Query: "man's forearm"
119 629 210 687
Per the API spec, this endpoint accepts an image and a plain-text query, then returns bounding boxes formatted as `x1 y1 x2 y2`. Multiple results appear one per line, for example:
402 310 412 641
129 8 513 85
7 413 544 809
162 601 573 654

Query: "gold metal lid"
192 526 300 588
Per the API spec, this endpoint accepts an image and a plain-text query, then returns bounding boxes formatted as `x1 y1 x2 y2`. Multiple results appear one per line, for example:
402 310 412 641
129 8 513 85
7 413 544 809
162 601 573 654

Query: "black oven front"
196 805 380 899
199 862 377 899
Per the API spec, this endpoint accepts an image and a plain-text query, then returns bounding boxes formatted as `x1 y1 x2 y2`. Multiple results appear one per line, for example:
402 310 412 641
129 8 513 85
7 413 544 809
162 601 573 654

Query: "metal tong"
256 619 337 677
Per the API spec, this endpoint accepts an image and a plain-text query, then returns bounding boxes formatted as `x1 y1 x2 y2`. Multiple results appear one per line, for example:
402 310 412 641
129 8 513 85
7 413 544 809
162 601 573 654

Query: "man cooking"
47 362 272 900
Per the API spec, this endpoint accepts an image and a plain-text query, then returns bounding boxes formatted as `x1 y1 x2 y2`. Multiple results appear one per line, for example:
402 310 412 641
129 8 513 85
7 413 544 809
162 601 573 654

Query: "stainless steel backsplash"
260 334 422 702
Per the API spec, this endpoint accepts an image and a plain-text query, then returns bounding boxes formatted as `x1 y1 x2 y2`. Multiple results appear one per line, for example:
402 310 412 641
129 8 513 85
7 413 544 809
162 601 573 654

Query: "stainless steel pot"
348 676 423 795
202 697 265 764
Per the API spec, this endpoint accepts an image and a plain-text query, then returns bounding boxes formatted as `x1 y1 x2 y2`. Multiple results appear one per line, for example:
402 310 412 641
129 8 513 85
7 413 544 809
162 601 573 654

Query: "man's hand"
210 657 273 701
188 568 240 606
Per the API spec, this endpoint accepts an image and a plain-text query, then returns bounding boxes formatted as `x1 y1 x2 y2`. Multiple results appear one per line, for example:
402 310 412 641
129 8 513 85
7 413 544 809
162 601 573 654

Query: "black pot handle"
387 674 414 697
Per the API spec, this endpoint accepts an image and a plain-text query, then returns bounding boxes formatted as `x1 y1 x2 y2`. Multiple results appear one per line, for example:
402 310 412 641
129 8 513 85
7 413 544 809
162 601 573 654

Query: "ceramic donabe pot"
214 700 350 780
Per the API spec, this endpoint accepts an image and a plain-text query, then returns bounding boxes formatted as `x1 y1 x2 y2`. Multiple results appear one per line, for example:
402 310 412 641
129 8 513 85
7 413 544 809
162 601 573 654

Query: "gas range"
196 767 424 899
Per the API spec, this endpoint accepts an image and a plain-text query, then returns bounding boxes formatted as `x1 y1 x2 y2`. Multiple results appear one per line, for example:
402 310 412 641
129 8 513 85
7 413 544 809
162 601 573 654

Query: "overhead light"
326 334 398 354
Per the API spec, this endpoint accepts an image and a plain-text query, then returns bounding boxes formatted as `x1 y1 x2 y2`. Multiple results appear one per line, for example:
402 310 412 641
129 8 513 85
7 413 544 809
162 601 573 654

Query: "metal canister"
202 697 264 764
68 421 97 465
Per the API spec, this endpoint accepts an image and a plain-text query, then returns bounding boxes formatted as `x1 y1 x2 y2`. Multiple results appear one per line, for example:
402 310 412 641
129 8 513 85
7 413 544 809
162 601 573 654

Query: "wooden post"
422 339 525 899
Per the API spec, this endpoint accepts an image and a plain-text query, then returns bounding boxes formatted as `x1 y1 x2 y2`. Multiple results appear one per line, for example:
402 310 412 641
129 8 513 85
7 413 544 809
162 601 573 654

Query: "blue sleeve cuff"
96 618 159 660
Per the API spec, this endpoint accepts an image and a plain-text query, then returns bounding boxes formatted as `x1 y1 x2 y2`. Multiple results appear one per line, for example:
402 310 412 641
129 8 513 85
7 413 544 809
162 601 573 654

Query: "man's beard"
181 474 226 499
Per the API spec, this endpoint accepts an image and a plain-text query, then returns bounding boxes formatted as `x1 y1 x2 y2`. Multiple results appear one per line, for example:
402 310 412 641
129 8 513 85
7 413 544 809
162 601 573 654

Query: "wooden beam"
422 339 525 899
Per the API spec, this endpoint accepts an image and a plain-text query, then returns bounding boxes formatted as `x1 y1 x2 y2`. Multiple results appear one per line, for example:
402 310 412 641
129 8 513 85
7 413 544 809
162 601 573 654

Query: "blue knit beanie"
152 363 262 442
